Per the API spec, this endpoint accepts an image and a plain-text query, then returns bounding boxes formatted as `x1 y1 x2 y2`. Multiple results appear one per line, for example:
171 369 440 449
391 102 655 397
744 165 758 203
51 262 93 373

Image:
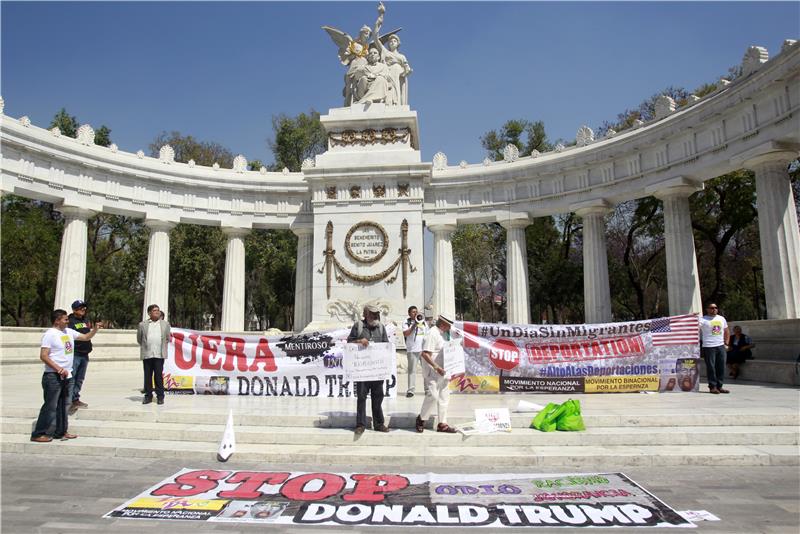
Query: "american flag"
650 314 699 346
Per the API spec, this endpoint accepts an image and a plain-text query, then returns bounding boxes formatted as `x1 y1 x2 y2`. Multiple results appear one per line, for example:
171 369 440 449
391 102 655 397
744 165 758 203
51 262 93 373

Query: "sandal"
436 423 457 434
415 415 425 433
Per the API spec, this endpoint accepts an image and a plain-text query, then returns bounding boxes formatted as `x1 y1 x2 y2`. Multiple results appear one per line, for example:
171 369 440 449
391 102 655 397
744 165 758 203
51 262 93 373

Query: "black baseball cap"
71 300 88 310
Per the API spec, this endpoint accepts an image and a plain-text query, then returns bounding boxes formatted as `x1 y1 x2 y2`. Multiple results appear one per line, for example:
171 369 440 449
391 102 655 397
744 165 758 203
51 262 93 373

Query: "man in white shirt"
699 302 730 394
402 305 427 398
30 309 99 442
415 315 458 433
137 304 171 405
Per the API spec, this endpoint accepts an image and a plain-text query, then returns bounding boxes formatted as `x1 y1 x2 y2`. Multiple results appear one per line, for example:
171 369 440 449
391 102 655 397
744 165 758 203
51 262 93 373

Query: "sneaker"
436 423 458 434
73 400 88 408
142 396 153 404
405 391 414 398
30 435 52 443
354 425 365 436
718 388 730 394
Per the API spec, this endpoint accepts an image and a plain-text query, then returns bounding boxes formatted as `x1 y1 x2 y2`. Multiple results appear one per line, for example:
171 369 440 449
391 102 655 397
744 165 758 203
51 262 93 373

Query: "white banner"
163 326 397 398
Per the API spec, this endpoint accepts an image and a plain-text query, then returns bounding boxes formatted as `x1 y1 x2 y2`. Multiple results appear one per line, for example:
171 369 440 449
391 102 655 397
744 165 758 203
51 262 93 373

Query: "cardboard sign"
343 342 395 382
443 340 466 377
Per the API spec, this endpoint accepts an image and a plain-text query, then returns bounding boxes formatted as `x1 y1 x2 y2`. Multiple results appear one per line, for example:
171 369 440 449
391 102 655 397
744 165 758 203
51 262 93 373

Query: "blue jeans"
702 345 727 389
32 373 74 438
72 353 89 402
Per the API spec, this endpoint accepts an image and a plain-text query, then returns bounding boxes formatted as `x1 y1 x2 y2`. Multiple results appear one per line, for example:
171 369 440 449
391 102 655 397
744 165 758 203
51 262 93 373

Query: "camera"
415 314 424 322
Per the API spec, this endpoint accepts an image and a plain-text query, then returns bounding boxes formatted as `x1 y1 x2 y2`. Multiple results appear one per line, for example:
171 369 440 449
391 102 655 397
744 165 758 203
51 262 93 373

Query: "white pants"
406 351 420 392
419 361 450 424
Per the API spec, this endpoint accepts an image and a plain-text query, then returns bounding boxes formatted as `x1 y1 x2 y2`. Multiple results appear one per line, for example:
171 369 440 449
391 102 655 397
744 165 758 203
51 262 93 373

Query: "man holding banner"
347 305 390 435
416 315 459 433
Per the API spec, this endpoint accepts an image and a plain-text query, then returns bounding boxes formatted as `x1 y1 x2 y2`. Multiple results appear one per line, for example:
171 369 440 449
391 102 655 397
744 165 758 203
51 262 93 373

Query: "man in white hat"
347 304 390 435
415 315 458 433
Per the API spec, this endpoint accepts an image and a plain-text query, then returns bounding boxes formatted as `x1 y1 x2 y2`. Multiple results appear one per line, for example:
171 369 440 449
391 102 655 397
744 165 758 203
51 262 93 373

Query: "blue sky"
2 1 798 166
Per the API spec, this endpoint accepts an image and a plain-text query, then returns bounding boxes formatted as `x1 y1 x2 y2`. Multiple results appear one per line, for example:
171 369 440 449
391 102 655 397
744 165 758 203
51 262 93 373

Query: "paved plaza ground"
1 455 798 533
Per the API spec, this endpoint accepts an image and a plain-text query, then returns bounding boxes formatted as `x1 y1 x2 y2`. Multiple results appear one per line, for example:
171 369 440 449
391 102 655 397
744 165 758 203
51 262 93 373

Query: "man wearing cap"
67 300 92 414
347 304 390 435
415 315 458 433
30 309 100 442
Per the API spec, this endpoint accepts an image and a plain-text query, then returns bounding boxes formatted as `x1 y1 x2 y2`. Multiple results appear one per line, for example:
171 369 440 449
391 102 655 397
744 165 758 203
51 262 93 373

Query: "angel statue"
322 2 409 107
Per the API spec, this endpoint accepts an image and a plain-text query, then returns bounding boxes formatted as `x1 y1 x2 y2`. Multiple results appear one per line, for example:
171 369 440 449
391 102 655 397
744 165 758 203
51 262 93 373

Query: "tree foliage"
481 119 552 161
48 107 113 146
149 131 234 167
268 110 326 171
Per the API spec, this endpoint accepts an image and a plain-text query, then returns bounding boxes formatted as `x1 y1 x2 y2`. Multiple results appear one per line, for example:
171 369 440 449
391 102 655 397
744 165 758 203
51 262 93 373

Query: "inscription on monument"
345 221 388 264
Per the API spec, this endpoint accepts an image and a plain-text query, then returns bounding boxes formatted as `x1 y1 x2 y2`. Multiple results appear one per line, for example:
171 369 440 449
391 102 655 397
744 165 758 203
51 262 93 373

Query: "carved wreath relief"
319 219 417 298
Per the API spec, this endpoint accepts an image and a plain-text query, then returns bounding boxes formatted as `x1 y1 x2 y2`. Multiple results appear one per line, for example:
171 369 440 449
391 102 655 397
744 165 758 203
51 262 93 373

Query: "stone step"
4 417 797 447
3 405 797 429
2 433 796 467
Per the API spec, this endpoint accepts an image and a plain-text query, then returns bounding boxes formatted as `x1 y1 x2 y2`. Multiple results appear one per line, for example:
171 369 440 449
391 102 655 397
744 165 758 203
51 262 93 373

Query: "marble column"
655 186 703 316
429 224 457 320
746 154 800 319
142 220 175 320
576 205 612 324
54 207 94 311
292 227 314 332
220 227 249 331
501 219 531 324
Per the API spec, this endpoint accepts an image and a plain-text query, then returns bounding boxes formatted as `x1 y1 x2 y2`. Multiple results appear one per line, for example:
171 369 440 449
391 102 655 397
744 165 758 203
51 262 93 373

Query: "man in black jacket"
347 304 390 435
67 300 92 415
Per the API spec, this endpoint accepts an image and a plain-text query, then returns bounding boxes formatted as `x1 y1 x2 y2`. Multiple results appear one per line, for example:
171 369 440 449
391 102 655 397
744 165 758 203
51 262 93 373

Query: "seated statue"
350 47 393 104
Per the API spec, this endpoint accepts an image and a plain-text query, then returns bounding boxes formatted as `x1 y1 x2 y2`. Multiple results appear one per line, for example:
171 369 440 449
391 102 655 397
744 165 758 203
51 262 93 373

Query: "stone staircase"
2 366 798 468
2 325 797 468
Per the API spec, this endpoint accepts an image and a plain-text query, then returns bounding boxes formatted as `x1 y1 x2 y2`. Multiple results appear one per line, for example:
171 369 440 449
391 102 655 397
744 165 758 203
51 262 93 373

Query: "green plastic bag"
530 402 565 432
555 399 586 431
530 399 586 432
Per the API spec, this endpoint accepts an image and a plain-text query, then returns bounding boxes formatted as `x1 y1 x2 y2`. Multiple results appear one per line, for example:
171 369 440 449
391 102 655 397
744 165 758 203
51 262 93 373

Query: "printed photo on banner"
163 326 397 398
452 314 700 394
105 469 695 528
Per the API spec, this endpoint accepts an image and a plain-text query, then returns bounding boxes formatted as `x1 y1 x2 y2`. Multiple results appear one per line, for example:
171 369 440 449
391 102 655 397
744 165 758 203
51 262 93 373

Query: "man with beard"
347 304 390 435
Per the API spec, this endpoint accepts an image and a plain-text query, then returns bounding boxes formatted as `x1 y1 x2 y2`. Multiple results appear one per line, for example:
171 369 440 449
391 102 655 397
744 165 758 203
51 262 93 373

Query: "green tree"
268 110 326 171
452 224 506 322
481 119 552 161
245 230 297 330
149 131 234 167
49 108 78 137
48 108 112 145
1 196 63 326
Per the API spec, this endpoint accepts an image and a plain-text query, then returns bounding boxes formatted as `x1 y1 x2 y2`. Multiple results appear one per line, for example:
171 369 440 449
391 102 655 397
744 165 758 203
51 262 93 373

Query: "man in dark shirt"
347 304 390 435
67 300 92 414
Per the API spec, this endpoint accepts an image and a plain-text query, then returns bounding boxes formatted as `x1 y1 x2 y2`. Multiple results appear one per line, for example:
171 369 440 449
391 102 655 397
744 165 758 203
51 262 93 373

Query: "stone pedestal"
501 219 531 324
142 220 175 320
220 228 249 332
575 203 612 324
748 154 800 319
656 186 703 315
54 206 94 311
304 105 428 329
292 227 314 331
430 224 457 320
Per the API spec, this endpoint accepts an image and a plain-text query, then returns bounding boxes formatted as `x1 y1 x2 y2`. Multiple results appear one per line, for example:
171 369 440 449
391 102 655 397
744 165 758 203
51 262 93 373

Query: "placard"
343 342 396 382
443 340 466 377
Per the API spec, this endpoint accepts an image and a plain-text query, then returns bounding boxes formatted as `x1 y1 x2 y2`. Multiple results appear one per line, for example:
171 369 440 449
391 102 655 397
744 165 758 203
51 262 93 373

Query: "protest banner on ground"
163 326 397 398
105 469 694 528
343 342 395 381
449 315 700 394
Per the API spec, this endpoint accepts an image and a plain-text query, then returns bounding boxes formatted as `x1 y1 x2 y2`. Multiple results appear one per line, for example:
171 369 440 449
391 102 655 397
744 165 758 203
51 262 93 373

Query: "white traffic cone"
216 410 236 462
